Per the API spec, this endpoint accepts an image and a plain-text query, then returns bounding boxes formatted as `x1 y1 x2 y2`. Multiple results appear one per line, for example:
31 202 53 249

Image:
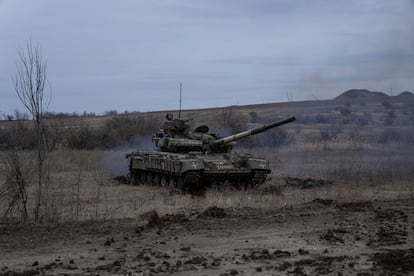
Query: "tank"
125 113 295 194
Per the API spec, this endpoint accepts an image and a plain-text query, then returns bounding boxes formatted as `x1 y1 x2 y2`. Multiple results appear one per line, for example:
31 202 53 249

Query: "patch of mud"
136 249 221 274
310 198 335 206
133 248 183 274
335 201 373 212
112 175 129 184
283 177 333 189
372 248 414 273
320 229 345 244
275 256 349 275
94 259 125 273
0 269 40 276
198 206 227 219
0 259 80 276
368 209 408 247
1 199 413 276
219 269 240 276
139 210 162 228
241 248 291 261
257 183 282 195
138 210 189 229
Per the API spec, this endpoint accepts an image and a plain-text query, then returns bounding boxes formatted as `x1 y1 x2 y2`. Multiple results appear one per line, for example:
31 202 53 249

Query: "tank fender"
130 156 145 170
246 158 270 171
180 159 205 174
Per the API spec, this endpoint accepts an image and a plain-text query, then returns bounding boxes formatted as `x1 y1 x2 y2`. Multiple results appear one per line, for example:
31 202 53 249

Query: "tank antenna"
179 82 182 118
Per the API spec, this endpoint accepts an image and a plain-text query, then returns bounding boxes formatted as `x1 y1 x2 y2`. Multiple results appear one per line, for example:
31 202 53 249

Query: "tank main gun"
206 116 295 152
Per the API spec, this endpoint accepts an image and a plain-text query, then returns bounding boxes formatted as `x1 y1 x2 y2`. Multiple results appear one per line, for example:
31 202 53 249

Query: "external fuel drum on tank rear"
126 114 295 194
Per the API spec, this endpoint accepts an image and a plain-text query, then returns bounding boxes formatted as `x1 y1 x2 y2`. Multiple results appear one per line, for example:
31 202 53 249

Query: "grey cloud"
0 0 413 114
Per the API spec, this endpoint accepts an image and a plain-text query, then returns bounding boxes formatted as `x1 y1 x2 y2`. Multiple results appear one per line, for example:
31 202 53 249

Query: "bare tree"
13 39 50 222
0 149 31 220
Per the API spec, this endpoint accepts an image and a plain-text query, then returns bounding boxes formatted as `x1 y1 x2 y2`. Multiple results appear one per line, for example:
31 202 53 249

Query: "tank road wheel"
153 173 161 186
140 171 147 184
139 171 146 185
168 176 177 189
129 171 137 185
237 178 250 190
147 172 153 185
161 175 167 187
177 176 184 190
132 170 144 185
251 171 267 188
183 172 204 195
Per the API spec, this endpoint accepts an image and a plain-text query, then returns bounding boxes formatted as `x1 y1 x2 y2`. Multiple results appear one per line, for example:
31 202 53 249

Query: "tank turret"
152 113 295 153
152 113 207 152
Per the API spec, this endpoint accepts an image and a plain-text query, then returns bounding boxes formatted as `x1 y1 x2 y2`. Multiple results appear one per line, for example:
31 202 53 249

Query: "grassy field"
1 142 412 224
1 89 414 223
1 90 414 276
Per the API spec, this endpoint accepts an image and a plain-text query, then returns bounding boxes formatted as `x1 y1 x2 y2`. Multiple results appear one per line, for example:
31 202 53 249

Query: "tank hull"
126 150 270 194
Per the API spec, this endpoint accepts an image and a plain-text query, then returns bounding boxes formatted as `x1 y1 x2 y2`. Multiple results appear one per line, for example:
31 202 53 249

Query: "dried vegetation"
1 92 414 223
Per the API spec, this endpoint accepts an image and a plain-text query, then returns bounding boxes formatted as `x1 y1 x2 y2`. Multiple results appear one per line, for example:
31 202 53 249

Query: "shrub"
62 114 159 150
339 107 351 116
381 101 391 108
249 112 259 123
384 111 396 126
297 114 329 124
65 127 106 149
0 123 35 150
377 128 414 144
211 109 248 133
315 114 330 124
240 128 294 148
354 116 369 126
319 125 342 142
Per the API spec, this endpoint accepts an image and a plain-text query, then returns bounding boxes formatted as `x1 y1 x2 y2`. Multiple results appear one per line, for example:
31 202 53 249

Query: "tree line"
0 109 141 121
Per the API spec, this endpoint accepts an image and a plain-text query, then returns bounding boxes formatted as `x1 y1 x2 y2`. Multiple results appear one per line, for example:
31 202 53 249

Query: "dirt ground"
1 197 413 276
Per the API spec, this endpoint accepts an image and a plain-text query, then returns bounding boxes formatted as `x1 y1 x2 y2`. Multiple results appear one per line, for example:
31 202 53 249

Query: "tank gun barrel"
211 116 295 146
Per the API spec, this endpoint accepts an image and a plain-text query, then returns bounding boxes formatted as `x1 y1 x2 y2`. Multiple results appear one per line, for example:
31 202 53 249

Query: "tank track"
129 169 267 195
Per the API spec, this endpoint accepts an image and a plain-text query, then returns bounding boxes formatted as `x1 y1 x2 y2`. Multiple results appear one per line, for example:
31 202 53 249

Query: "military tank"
126 113 295 194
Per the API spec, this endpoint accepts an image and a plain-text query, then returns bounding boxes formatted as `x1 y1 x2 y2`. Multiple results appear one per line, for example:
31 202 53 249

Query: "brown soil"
1 198 413 275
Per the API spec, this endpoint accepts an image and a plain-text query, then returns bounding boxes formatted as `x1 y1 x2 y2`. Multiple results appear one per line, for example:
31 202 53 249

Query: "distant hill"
397 91 414 98
1 88 413 131
334 89 388 102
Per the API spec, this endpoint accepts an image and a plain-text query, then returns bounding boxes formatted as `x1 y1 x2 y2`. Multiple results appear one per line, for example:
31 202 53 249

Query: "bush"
65 127 110 149
354 116 369 126
210 109 248 133
339 107 351 116
0 123 35 150
319 125 341 142
249 112 259 123
297 114 330 124
63 114 159 150
240 129 294 148
384 111 396 126
315 114 330 124
382 101 391 108
378 128 414 144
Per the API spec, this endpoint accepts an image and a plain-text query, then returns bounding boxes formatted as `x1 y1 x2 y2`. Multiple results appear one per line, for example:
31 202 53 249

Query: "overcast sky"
0 0 413 115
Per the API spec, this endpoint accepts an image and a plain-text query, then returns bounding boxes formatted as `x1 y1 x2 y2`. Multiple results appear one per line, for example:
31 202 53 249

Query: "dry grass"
1 92 413 224
248 142 414 184
1 143 412 224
